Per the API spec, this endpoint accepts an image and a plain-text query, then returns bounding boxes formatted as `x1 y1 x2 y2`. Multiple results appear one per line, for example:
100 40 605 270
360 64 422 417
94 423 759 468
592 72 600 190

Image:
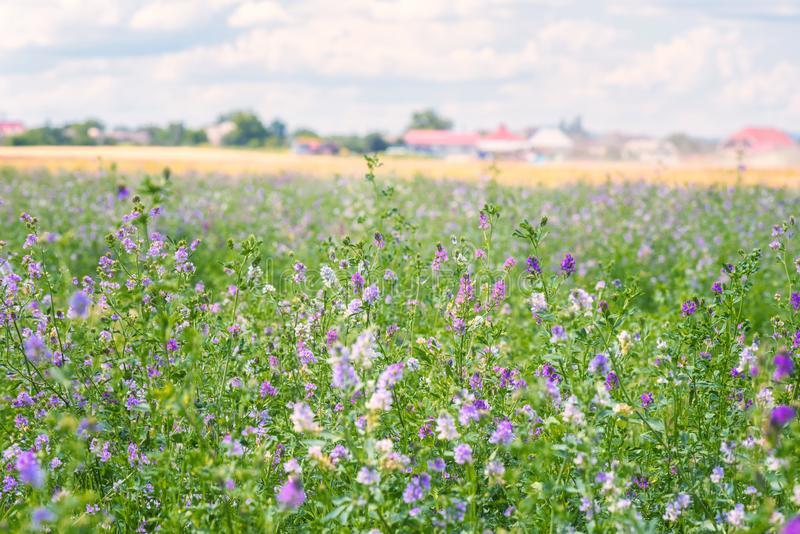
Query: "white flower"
262 283 276 294
290 402 321 433
375 439 393 455
710 466 724 484
320 264 338 288
726 504 746 528
435 413 460 440
562 395 585 425
793 485 800 506
366 388 393 412
529 292 547 314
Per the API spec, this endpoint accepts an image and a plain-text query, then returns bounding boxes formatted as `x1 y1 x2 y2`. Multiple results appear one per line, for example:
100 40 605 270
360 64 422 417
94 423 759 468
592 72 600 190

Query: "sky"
0 0 798 137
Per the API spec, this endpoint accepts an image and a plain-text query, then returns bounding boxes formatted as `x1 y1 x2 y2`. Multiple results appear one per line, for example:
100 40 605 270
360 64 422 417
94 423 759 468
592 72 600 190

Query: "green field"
1 162 799 532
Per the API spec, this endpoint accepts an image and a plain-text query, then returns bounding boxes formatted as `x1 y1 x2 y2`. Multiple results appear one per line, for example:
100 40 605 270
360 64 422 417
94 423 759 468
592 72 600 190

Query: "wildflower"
16 450 44 488
560 253 575 275
69 290 91 318
770 405 796 428
290 403 321 433
402 473 431 503
488 420 514 446
436 413 459 440
484 460 505 485
453 444 473 465
726 503 746 528
562 396 584 425
363 284 380 304
356 467 380 486
681 300 697 316
276 478 305 509
23 335 51 364
640 392 654 408
526 256 541 274
663 493 691 522
589 353 609 374
774 352 794 380
791 292 800 311
710 466 724 484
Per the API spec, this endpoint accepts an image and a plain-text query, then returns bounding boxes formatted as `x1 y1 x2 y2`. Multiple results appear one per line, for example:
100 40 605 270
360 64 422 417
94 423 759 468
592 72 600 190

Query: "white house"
528 127 574 160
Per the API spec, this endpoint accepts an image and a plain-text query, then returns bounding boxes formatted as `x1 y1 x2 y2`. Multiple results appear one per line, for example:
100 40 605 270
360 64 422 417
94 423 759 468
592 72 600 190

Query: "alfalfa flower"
453 444 473 465
770 405 796 429
290 402 321 434
276 477 305 509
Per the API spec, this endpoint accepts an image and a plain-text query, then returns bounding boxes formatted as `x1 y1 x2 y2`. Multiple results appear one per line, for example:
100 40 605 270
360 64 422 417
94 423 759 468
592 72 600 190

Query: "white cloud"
227 1 291 28
130 0 209 31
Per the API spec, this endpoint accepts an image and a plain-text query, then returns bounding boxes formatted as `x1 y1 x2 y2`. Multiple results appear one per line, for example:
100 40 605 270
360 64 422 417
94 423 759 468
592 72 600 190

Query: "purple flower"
489 420 514 445
783 515 800 534
428 457 446 472
363 284 380 304
526 256 541 274
454 444 473 465
640 392 654 408
16 450 44 488
69 290 91 318
23 335 51 363
605 371 619 391
774 352 794 381
402 473 431 503
681 300 697 316
770 405 796 428
588 353 609 374
792 292 800 312
712 282 723 294
276 478 306 509
31 507 54 528
560 253 576 275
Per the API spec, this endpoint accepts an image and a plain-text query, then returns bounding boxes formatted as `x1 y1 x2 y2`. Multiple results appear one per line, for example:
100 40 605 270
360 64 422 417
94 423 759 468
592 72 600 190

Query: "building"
0 120 25 138
476 124 528 159
528 127 574 161
621 138 678 163
205 121 236 146
722 127 795 153
108 128 151 145
290 136 339 155
402 129 479 158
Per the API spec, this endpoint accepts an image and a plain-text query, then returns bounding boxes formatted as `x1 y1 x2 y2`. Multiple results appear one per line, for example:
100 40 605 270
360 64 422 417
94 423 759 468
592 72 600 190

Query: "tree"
218 110 269 147
364 132 389 153
5 126 68 146
407 109 453 131
266 119 287 143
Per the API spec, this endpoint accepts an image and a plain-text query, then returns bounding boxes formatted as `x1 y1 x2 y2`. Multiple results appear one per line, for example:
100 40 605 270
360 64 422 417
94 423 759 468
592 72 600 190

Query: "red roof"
403 129 479 147
725 127 795 152
480 124 524 142
0 121 24 135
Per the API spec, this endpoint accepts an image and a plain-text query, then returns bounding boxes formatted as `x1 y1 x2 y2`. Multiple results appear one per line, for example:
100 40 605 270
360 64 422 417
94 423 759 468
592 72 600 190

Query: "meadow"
1 159 800 532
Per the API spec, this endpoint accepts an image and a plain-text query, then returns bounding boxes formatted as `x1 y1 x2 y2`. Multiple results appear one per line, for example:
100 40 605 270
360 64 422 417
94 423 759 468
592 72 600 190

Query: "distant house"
722 127 795 153
205 121 236 146
108 129 151 145
0 120 25 138
528 127 574 161
290 136 339 155
476 124 528 159
621 138 678 163
403 129 479 158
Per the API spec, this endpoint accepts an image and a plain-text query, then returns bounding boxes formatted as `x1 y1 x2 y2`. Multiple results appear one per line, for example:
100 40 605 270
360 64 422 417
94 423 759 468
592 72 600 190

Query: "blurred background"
0 0 798 168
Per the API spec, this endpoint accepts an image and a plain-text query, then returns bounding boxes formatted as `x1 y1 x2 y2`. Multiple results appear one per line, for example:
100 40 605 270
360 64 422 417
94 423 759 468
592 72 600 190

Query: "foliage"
407 109 453 131
0 162 799 532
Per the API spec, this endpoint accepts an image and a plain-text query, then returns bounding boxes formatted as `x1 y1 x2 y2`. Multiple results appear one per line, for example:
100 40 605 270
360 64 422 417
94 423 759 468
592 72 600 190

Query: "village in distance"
1 108 798 167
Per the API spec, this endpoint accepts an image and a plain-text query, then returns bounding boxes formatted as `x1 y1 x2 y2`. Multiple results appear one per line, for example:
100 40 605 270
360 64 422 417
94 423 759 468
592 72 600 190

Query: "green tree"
407 109 453 131
364 132 389 153
218 110 269 147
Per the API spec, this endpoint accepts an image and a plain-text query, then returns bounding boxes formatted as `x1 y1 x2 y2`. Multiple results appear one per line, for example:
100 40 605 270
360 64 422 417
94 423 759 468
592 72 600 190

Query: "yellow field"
1 145 799 187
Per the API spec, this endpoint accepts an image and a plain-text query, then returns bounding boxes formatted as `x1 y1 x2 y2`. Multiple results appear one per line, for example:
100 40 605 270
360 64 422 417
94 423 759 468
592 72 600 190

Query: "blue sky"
0 0 798 136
